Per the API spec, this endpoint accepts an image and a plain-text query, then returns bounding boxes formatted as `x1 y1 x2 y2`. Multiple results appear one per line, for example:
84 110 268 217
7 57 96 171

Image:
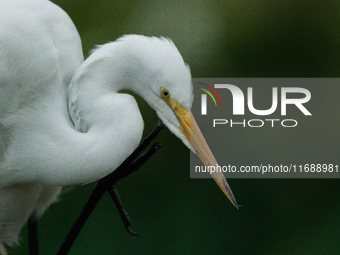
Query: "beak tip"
229 194 239 210
222 179 239 209
233 201 239 210
181 112 240 210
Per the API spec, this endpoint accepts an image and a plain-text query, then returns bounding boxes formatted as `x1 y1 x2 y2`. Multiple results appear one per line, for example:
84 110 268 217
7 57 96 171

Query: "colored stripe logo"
196 82 222 106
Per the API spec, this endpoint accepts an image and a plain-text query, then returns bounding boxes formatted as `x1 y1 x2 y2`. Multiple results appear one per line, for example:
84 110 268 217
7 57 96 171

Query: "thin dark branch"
56 122 164 254
102 141 162 187
56 183 106 255
133 121 164 154
105 141 163 237
106 121 164 180
28 215 39 255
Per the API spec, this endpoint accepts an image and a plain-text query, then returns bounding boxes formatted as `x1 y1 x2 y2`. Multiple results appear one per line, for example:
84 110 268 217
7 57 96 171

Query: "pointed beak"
168 97 238 209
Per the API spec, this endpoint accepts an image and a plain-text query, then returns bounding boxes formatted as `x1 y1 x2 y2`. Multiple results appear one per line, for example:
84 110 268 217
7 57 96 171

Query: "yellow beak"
168 97 238 209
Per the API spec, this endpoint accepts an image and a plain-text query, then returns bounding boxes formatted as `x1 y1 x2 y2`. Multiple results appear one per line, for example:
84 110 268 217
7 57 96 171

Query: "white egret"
0 0 238 250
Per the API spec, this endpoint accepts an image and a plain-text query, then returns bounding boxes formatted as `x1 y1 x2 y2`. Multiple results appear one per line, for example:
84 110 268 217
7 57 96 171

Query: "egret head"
95 35 238 208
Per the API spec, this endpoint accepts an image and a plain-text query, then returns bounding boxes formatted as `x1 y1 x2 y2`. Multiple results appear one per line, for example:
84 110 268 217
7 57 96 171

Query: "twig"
107 187 138 236
106 141 162 236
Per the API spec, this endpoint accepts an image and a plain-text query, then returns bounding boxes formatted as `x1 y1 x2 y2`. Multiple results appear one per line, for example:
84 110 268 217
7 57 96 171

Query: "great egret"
0 0 238 250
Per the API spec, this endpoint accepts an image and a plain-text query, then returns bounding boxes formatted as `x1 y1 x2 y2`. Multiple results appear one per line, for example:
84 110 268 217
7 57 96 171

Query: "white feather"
0 0 192 246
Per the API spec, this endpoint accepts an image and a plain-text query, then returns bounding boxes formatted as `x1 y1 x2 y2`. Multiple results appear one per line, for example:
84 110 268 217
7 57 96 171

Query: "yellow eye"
160 88 170 98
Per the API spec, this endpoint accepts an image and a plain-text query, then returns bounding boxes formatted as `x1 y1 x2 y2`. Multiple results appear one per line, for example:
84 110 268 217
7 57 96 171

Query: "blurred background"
10 0 340 254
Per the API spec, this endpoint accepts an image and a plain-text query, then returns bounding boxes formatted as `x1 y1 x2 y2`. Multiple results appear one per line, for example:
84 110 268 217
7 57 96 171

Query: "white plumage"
0 0 237 248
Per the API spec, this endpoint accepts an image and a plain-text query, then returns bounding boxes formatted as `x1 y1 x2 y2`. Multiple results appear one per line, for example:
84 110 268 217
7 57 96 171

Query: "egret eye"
160 88 170 98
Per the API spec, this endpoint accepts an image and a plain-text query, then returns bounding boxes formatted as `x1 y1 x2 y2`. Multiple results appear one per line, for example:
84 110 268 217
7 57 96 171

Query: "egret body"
0 0 237 247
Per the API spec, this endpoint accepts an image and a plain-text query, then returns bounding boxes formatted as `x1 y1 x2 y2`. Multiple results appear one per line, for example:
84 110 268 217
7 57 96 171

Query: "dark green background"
9 1 340 254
